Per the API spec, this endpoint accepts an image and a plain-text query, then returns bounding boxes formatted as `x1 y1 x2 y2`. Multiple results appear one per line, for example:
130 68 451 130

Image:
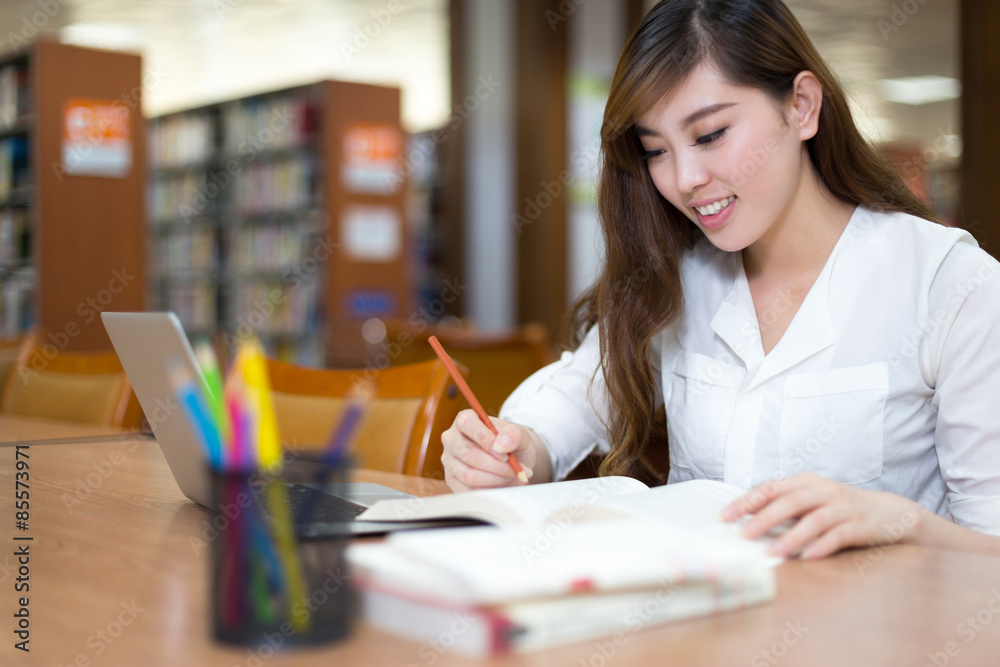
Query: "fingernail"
491 434 512 456
522 465 533 479
768 542 788 557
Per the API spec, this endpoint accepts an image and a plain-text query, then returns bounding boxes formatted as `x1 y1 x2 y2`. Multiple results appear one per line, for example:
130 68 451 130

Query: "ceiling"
0 0 450 131
785 0 959 163
0 0 958 162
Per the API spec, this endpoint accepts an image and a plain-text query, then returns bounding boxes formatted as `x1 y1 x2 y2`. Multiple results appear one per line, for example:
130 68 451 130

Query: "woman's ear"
789 70 824 141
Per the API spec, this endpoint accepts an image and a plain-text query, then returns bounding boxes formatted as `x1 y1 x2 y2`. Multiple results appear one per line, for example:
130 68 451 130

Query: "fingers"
442 451 517 491
767 504 849 557
742 483 829 539
720 474 813 521
441 410 531 491
799 523 857 560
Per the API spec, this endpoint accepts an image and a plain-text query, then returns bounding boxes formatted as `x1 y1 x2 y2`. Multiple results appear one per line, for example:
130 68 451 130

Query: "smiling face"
636 60 816 253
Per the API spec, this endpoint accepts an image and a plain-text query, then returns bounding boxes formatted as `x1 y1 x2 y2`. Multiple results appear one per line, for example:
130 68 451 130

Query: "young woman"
441 0 1000 559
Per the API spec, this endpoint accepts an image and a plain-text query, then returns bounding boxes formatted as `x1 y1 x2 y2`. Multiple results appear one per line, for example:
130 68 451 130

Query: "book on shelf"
347 477 780 655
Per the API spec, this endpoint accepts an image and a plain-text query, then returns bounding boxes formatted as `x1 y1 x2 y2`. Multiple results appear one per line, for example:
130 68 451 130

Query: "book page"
575 479 746 530
358 476 648 527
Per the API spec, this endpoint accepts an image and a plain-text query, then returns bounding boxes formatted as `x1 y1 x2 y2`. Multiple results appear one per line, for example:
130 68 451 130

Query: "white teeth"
695 195 735 216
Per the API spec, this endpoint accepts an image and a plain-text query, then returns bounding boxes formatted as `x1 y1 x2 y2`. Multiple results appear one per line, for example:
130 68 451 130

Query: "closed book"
354 546 775 656
347 515 779 655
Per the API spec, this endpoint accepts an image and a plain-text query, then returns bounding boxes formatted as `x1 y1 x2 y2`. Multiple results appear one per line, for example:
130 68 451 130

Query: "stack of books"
346 477 781 656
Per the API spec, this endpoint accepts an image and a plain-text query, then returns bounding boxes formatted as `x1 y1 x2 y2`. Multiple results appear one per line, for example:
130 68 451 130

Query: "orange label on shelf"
343 123 400 164
342 123 401 195
64 98 130 142
61 98 132 178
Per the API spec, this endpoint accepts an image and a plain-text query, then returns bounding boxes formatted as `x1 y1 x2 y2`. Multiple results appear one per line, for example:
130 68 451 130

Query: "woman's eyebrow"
681 102 737 129
635 102 738 137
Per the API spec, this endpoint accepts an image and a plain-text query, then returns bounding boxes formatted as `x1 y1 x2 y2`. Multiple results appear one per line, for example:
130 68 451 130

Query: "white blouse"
500 206 1000 536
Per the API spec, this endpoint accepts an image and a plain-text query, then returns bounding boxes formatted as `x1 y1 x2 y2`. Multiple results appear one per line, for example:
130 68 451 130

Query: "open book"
359 476 754 532
347 478 781 655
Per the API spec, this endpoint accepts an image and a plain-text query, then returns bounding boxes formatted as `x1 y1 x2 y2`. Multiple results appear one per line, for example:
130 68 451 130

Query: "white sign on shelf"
341 205 402 262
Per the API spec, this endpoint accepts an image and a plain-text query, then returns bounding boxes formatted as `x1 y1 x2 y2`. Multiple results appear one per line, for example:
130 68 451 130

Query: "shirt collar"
710 205 862 388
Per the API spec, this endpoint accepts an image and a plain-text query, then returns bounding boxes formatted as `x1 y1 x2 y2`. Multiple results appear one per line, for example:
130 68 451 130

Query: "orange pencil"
428 335 530 484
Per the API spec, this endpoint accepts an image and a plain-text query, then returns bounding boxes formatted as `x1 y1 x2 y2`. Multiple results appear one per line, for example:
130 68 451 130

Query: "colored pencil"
427 335 529 484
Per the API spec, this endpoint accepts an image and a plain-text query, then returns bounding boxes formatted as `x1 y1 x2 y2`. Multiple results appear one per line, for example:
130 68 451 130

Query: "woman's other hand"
720 472 924 559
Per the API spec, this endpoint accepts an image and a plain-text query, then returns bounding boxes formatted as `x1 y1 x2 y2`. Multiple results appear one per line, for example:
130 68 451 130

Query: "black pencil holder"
207 456 355 648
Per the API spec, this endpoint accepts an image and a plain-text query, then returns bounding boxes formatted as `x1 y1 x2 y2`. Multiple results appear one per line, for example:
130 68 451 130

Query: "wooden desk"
1 426 999 666
0 414 136 445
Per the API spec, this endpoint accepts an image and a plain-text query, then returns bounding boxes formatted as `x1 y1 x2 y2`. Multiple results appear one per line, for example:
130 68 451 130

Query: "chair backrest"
0 333 139 427
0 335 26 400
265 357 464 479
372 321 556 417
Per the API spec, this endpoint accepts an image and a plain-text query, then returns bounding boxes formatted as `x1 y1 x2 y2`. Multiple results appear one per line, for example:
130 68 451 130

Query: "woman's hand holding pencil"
431 335 552 492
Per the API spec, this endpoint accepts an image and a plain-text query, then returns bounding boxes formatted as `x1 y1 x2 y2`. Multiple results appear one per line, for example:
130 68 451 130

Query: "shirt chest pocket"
666 351 743 479
779 363 888 485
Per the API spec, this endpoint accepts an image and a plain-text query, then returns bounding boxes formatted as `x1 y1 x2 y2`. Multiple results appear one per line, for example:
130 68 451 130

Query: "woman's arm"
442 326 608 491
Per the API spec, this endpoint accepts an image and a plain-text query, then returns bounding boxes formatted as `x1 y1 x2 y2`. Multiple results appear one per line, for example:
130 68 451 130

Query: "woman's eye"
695 127 728 146
641 148 666 161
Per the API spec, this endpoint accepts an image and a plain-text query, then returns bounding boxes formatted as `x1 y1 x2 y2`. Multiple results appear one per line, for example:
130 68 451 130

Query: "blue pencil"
166 359 224 469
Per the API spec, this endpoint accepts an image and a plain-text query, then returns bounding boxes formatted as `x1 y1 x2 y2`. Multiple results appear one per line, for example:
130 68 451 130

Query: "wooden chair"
371 321 556 418
0 332 141 428
265 357 464 479
0 335 27 400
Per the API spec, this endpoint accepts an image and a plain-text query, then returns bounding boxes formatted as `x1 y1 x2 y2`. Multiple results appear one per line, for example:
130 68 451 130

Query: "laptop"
101 311 468 536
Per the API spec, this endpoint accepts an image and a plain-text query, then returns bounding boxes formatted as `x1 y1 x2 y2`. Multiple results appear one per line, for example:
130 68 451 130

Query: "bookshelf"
0 40 145 348
148 81 409 366
405 130 451 318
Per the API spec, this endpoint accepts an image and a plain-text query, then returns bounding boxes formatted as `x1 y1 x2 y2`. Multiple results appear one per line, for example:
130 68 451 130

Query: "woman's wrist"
523 427 553 484
901 504 1000 557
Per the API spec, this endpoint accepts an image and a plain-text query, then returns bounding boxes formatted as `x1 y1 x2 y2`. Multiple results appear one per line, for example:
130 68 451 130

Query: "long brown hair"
568 0 940 485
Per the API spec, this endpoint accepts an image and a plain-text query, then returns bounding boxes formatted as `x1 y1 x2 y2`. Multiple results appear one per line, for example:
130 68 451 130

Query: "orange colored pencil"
428 335 530 484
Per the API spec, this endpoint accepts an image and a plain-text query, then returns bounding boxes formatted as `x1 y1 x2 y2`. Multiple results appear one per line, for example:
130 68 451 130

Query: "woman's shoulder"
854 206 974 252
856 206 1000 300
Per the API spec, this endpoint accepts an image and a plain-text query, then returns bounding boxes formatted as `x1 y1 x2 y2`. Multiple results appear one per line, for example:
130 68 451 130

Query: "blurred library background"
0 0 996 380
